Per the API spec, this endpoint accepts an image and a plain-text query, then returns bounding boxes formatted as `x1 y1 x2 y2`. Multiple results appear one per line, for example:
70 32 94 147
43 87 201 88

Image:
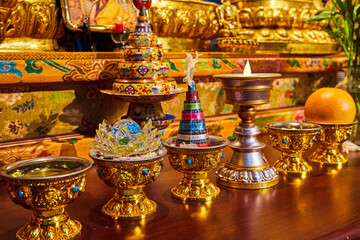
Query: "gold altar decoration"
266 122 321 178
0 156 92 240
149 0 219 51
217 0 338 54
0 0 62 51
89 149 165 219
0 0 17 44
306 121 357 169
162 136 229 201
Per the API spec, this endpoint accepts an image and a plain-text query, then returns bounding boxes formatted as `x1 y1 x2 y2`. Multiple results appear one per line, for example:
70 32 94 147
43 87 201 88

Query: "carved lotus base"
274 155 312 178
16 209 81 240
308 147 347 169
216 163 279 189
102 190 157 220
171 173 220 201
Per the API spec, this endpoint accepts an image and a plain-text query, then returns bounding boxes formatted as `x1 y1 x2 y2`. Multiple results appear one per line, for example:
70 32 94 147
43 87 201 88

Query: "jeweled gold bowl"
305 121 357 169
89 149 166 220
0 156 93 240
162 136 229 201
265 122 322 178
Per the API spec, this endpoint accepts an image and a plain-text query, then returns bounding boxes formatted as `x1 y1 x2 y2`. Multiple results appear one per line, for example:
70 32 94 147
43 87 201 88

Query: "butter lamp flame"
244 60 251 76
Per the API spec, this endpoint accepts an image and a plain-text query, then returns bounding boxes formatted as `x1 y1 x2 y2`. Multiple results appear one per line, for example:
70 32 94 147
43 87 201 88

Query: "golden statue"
216 0 241 37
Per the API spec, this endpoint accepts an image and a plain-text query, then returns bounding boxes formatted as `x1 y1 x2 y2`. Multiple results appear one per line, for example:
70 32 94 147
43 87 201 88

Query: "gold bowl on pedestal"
162 136 229 201
265 122 322 178
305 121 357 169
0 156 93 240
89 149 165 220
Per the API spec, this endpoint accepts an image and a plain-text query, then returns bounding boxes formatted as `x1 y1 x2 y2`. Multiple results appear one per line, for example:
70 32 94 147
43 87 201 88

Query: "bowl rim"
213 73 281 79
265 121 322 131
89 148 167 163
0 156 93 181
303 120 358 126
162 135 230 150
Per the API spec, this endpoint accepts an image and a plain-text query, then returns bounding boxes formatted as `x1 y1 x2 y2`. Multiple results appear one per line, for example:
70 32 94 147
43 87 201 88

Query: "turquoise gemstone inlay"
317 132 321 135
221 153 225 158
282 139 287 144
347 132 351 136
186 159 192 165
313 138 317 142
72 186 79 193
142 169 148 175
98 170 104 177
17 190 24 197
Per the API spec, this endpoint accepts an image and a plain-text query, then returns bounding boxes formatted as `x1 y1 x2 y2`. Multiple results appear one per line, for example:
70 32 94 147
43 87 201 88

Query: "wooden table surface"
1 136 360 240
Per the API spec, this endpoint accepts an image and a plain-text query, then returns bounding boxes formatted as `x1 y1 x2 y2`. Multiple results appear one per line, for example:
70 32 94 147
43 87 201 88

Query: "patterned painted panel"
0 53 345 84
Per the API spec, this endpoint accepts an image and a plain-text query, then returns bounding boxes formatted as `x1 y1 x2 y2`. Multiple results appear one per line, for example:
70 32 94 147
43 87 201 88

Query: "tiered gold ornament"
214 63 280 189
102 1 183 129
0 156 92 240
266 122 321 178
217 0 338 54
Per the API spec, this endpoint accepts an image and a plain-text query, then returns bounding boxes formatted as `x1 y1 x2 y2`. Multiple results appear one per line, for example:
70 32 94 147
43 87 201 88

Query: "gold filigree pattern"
89 151 164 219
150 0 219 40
8 174 86 209
4 172 87 240
0 0 62 51
163 136 229 201
217 0 338 53
266 122 321 178
102 191 157 219
307 122 356 168
0 144 53 166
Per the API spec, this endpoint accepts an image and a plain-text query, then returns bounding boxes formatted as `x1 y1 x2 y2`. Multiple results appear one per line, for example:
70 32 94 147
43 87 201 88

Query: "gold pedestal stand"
162 136 229 201
213 73 281 189
307 121 357 169
265 122 322 178
89 150 165 219
0 156 92 240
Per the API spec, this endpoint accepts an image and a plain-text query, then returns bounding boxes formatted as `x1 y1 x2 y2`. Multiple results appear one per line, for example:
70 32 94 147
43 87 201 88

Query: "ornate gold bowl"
265 122 322 178
0 156 93 240
305 121 357 169
89 149 165 219
162 136 229 201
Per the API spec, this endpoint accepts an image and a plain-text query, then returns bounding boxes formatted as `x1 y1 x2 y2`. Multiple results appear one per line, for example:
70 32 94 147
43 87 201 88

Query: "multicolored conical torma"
176 83 210 147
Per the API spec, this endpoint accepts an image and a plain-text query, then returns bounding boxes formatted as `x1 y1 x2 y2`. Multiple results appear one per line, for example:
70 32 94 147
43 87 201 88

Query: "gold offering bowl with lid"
89 149 165 220
305 121 357 169
162 136 229 201
213 73 281 189
265 122 322 178
0 156 93 240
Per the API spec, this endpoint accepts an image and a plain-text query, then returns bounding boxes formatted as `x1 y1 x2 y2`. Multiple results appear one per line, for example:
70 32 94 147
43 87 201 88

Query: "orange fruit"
304 87 356 123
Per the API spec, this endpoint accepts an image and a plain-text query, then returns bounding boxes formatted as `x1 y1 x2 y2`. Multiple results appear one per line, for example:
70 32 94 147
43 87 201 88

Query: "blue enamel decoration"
142 169 148 175
17 190 24 197
186 159 192 165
